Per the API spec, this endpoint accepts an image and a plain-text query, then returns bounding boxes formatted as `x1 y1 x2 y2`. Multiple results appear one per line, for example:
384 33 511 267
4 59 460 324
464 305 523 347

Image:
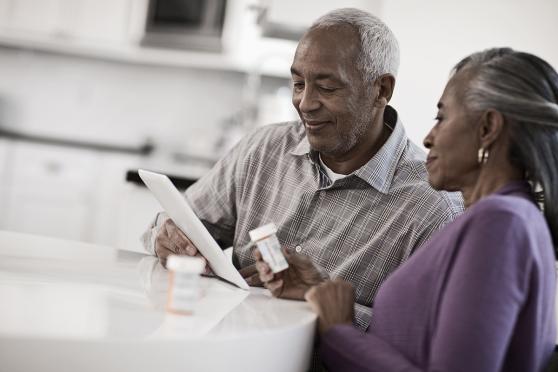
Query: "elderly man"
142 8 463 329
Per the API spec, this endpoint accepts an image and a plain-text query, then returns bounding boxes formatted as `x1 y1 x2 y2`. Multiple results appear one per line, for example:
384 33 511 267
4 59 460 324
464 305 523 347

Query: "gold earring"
477 148 489 164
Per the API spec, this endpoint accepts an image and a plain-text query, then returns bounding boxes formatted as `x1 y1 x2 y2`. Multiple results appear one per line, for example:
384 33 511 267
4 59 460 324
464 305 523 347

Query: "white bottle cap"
249 223 278 242
166 255 206 273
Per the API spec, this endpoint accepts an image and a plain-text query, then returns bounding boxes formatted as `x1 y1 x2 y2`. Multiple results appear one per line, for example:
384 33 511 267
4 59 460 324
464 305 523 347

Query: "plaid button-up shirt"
143 106 464 328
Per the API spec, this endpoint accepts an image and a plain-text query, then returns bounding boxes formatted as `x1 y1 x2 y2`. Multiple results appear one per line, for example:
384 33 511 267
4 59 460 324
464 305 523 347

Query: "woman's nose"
423 131 434 149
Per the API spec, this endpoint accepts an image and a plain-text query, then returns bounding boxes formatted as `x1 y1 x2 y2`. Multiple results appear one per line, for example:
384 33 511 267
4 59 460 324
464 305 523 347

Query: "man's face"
291 26 376 156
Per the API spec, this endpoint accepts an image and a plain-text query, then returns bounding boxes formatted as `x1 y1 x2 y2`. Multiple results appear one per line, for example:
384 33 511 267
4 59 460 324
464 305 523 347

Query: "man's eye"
319 86 335 92
293 82 305 91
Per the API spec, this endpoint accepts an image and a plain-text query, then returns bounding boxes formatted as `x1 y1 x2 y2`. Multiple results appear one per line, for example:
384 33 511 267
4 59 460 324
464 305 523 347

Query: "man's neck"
321 121 392 175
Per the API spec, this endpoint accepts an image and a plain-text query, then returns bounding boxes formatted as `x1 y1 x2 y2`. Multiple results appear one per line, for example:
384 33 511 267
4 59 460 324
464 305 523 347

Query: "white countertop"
0 230 316 372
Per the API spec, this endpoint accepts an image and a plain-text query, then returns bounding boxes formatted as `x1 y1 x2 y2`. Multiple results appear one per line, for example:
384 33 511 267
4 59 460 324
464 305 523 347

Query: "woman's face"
423 73 481 192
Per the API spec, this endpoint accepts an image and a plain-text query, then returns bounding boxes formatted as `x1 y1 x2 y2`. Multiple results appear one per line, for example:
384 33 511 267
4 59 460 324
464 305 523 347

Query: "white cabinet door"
115 183 163 253
57 0 134 44
2 142 100 242
0 139 12 219
0 0 12 26
0 0 135 44
0 0 61 34
6 197 90 241
90 152 142 248
0 141 148 247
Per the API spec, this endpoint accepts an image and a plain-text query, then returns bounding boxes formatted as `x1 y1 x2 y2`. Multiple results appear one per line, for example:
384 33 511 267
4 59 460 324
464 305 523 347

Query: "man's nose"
298 87 321 113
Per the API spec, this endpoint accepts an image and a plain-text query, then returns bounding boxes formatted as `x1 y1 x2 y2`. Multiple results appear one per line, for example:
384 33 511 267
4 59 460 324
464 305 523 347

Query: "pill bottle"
249 223 289 273
166 255 205 315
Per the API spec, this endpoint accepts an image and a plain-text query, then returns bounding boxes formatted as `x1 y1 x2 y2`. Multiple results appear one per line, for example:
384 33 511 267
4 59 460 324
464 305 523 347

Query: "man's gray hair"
309 8 400 82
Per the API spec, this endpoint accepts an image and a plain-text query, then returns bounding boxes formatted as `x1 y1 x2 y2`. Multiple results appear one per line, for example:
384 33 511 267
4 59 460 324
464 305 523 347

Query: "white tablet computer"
138 169 249 290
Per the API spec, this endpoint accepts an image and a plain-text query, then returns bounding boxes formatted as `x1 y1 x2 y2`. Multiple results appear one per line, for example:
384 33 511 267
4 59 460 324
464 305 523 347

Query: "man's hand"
254 248 328 300
304 279 355 334
239 264 264 287
155 218 210 273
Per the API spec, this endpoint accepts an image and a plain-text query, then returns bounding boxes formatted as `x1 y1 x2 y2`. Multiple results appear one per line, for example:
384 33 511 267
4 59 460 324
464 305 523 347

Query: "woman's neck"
462 165 524 208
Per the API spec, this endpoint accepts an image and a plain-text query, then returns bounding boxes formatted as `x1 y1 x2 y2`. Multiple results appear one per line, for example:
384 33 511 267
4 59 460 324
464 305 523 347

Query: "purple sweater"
321 181 556 372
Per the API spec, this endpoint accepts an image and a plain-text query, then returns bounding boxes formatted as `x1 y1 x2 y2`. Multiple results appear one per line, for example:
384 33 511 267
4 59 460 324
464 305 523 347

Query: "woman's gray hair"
454 48 558 253
309 8 400 82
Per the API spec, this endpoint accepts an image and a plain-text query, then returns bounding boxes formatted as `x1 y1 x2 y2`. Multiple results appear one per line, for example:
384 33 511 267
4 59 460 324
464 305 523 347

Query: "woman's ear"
374 74 395 108
479 109 505 149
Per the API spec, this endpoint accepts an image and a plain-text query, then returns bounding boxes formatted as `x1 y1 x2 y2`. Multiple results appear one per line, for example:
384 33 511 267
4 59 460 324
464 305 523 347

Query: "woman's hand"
254 248 328 300
305 280 355 334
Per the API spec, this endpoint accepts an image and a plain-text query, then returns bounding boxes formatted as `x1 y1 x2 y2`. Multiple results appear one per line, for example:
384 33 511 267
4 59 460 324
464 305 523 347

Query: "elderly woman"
256 48 557 371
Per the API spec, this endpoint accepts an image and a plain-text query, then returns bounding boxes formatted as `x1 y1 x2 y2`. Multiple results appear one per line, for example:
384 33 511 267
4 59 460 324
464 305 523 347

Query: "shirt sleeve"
412 192 463 255
353 303 372 331
183 129 259 249
320 207 533 372
140 128 260 254
140 211 168 255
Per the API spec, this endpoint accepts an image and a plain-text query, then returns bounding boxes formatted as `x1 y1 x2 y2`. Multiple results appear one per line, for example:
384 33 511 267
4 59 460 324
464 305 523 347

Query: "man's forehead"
291 26 360 79
301 26 358 49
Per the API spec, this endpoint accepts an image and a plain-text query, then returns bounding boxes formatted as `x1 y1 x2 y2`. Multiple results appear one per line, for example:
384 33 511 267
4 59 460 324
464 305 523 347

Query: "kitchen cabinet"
0 140 141 245
0 0 137 44
0 0 296 78
0 142 101 241
57 0 136 44
0 0 61 35
0 138 210 253
0 139 10 216
115 182 162 253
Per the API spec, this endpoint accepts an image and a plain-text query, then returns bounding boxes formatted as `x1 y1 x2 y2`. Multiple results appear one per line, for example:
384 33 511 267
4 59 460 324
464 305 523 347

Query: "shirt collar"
290 130 312 157
354 106 407 193
494 180 535 202
290 106 408 193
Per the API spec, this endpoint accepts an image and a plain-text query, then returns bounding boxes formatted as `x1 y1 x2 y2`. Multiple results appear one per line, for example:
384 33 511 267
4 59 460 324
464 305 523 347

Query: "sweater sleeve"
320 206 533 372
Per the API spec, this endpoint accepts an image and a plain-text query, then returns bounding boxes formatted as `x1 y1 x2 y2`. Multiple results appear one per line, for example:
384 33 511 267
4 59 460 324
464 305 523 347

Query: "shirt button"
295 245 302 253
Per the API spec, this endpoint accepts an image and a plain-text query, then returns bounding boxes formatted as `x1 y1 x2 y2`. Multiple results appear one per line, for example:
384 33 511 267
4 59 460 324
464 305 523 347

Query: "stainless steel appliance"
142 0 228 52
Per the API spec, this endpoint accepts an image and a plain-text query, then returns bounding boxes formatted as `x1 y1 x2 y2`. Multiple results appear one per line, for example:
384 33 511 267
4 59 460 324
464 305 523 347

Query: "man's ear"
479 110 505 148
373 74 395 108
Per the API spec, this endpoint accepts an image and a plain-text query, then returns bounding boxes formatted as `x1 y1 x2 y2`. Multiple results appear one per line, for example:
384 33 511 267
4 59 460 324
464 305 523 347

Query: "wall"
0 47 294 159
383 0 558 147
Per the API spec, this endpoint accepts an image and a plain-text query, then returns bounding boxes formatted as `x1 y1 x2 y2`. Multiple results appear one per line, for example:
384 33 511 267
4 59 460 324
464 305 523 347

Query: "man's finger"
304 286 316 302
256 261 274 282
165 220 191 245
185 243 198 256
266 279 283 293
304 286 322 315
155 242 176 259
239 264 258 278
246 273 263 287
194 253 212 275
253 248 263 261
